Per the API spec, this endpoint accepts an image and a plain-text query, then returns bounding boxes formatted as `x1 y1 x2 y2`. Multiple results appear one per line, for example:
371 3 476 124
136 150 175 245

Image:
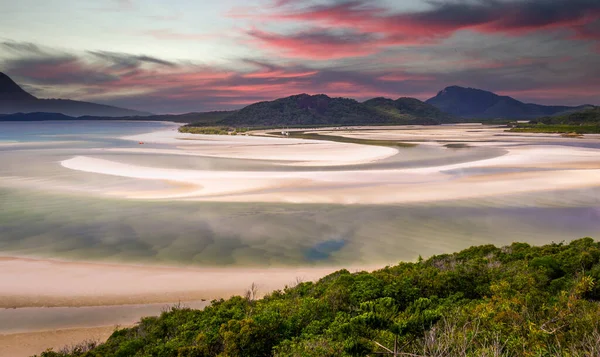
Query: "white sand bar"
56 126 600 203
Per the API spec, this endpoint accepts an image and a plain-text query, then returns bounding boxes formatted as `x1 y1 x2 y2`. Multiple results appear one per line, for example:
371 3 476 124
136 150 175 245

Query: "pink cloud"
247 29 384 60
236 0 600 59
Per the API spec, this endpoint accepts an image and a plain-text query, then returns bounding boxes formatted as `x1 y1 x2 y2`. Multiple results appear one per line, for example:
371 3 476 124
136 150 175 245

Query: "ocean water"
0 120 171 143
0 121 599 267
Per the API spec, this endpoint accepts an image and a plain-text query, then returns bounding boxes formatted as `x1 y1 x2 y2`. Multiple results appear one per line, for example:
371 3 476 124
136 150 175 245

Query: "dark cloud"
1 41 46 55
251 0 600 56
417 0 599 30
247 28 385 59
88 51 177 68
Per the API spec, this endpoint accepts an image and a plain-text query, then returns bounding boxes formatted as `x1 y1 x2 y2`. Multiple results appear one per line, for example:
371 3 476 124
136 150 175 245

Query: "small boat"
138 141 144 145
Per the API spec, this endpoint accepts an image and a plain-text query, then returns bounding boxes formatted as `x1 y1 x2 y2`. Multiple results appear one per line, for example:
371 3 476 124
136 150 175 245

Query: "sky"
1 0 599 113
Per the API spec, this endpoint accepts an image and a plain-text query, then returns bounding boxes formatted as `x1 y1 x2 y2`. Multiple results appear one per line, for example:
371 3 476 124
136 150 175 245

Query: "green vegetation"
510 125 600 134
37 238 600 357
182 94 455 129
276 131 417 148
139 111 235 124
364 97 453 124
443 143 471 149
509 107 600 134
178 126 249 135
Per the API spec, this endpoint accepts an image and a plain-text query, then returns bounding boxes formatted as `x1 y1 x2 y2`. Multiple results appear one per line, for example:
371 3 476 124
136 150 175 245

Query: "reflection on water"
305 239 347 261
1 188 599 266
0 121 599 267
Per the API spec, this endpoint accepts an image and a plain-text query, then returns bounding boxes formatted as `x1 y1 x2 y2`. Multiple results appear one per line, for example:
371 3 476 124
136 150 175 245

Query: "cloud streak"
235 0 600 59
247 28 386 59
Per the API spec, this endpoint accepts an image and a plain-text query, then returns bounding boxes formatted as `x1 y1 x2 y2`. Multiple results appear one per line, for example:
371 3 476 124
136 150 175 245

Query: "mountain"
0 72 36 100
364 97 453 124
0 112 76 121
0 72 150 117
221 94 380 127
426 86 590 119
0 110 237 123
216 93 451 127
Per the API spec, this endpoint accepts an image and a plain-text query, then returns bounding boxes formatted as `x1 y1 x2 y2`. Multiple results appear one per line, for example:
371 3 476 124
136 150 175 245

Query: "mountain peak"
437 85 494 96
427 85 580 119
0 72 37 100
0 72 36 99
0 72 151 116
441 85 466 91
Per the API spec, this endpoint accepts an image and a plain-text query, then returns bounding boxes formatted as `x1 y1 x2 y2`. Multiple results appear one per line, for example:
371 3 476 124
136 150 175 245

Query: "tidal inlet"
2 0 600 354
2 121 600 355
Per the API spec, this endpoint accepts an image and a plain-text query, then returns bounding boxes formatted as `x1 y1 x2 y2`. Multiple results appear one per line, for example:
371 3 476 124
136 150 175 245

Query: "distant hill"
532 106 600 125
426 86 591 119
0 111 238 124
0 112 76 121
0 72 151 117
214 94 451 128
80 111 235 124
0 110 236 123
364 97 453 124
509 107 600 134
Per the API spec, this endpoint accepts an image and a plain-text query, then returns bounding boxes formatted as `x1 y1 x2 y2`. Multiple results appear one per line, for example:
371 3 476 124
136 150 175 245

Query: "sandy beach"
0 256 359 357
0 326 116 357
2 124 600 356
0 256 356 308
53 126 600 203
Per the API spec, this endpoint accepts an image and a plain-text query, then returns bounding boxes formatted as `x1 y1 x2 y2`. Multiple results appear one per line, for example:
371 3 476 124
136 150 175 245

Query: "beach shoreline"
56 126 600 203
0 255 371 309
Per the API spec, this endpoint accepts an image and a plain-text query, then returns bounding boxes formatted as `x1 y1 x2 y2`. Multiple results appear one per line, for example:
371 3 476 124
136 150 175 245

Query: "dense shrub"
37 238 600 357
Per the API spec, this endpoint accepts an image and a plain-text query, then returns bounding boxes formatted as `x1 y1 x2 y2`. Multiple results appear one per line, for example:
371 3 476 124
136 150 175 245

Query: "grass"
269 131 417 148
443 143 471 149
509 124 600 134
178 126 249 135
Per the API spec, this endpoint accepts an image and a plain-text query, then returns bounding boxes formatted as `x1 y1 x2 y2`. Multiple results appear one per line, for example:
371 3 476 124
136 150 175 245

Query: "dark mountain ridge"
426 85 591 119
218 93 453 127
2 71 594 124
364 97 453 123
0 72 36 100
0 110 236 123
0 72 150 117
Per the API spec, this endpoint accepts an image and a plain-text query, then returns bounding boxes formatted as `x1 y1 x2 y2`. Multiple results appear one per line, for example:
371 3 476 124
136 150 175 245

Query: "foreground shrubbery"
37 238 600 357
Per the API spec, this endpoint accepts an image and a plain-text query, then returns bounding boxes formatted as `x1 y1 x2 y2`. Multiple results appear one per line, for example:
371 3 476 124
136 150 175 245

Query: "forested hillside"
185 94 454 128
37 238 600 357
364 97 453 124
511 107 600 134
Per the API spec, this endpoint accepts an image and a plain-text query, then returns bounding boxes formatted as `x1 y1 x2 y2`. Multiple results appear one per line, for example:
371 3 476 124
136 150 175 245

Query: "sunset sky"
1 0 599 113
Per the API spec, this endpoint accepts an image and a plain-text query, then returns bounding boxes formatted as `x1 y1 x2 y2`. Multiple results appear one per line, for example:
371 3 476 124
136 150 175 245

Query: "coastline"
56 126 600 203
0 326 116 357
0 255 363 309
2 123 600 356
